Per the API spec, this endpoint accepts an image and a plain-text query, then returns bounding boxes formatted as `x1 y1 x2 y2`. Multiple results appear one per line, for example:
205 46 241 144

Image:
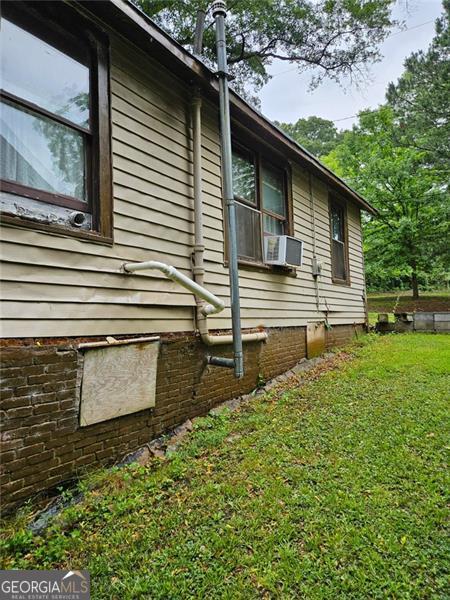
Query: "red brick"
3 406 33 419
17 443 45 458
31 392 57 405
0 450 16 464
28 450 54 465
0 388 14 400
14 384 44 397
33 402 60 416
0 377 27 388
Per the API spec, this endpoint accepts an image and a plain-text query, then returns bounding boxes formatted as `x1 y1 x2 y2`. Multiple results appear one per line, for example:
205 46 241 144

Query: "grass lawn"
2 334 449 599
368 311 378 326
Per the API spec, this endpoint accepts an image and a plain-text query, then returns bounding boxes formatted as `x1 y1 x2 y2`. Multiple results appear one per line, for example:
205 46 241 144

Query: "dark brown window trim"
0 1 113 241
0 180 89 212
329 194 351 286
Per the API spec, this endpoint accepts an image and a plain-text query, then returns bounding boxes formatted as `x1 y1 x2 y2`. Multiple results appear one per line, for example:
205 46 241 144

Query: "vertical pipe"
308 172 321 312
212 1 244 378
193 10 206 56
191 90 205 290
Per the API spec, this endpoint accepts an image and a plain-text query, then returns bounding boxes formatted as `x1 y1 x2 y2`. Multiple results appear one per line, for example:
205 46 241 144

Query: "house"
0 0 375 511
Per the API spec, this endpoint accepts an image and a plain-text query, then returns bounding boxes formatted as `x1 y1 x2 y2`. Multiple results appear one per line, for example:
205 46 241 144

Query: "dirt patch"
368 295 450 314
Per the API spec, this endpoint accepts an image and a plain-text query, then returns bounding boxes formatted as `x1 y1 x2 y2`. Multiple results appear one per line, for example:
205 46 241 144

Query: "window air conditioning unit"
264 235 303 267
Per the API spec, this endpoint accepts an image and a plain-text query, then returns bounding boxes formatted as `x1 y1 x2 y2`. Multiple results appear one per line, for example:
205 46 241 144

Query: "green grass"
368 311 378 326
2 334 449 599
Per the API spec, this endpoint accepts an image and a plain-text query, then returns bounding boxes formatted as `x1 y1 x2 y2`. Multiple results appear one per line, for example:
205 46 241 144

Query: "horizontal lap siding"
0 39 197 338
0 37 366 338
201 105 366 329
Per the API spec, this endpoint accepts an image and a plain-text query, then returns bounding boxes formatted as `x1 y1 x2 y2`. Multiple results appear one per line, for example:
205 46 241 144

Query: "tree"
275 116 343 158
324 107 449 298
134 0 396 100
386 1 450 173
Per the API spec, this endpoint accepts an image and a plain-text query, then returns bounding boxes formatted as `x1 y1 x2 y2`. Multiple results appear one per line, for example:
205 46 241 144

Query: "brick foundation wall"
1 324 362 512
325 323 364 350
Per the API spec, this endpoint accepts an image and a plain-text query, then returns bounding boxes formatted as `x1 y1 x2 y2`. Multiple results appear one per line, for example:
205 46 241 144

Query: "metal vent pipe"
212 0 244 378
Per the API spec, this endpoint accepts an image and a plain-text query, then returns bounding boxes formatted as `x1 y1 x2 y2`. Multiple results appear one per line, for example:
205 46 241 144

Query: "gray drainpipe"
211 0 244 378
191 90 267 348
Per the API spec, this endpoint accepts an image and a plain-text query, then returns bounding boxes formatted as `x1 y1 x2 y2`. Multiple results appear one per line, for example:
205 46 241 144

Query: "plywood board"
79 340 159 427
306 322 326 359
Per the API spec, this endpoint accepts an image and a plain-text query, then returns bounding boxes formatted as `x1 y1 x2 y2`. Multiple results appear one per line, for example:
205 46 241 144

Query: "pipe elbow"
201 300 225 316
252 331 268 342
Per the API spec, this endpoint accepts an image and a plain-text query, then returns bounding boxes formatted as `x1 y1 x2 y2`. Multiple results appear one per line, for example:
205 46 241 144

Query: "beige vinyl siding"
0 39 196 338
0 36 366 338
200 102 366 329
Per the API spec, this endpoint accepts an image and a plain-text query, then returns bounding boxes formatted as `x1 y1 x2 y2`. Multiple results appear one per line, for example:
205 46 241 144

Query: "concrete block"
434 313 450 322
434 313 450 331
414 313 435 331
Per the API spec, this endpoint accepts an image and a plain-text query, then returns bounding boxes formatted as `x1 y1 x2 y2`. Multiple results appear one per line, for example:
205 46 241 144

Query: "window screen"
236 201 262 263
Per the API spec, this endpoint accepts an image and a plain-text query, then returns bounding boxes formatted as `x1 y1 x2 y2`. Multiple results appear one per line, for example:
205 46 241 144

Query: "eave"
78 0 378 215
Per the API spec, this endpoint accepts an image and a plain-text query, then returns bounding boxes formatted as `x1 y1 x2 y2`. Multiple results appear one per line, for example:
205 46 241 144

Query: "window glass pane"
232 150 256 204
262 165 285 216
263 214 284 235
1 19 90 128
236 202 262 262
332 239 346 280
0 100 86 201
331 204 344 241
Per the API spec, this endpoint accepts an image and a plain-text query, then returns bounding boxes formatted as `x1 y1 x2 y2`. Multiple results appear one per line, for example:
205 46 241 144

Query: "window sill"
0 213 113 246
331 277 351 287
224 258 297 277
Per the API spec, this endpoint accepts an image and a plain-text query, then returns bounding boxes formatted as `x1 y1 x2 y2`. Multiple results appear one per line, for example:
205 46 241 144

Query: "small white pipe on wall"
122 84 268 350
122 260 224 316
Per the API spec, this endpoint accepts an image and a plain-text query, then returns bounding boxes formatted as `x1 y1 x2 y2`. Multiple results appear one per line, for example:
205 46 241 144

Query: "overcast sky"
259 0 443 129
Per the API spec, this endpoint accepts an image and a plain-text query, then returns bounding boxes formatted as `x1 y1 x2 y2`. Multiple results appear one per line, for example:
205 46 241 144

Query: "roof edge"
83 0 378 215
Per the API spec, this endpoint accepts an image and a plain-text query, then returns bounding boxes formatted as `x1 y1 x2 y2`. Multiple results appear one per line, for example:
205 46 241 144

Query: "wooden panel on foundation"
79 340 159 426
306 322 326 358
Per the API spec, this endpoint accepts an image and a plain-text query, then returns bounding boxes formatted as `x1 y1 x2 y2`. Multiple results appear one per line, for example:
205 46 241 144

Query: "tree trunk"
411 270 419 300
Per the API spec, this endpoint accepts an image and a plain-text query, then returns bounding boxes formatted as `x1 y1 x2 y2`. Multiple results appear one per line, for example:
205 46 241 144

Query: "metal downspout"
191 90 267 347
212 0 244 378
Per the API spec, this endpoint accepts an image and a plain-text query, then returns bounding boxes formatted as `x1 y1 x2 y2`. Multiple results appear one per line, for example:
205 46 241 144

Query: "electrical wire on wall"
308 172 331 329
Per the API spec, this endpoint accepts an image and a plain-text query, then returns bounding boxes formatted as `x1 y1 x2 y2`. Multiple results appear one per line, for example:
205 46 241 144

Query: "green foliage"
275 116 344 158
134 0 396 100
324 104 449 297
256 372 266 388
277 3 449 295
387 1 450 173
2 334 450 597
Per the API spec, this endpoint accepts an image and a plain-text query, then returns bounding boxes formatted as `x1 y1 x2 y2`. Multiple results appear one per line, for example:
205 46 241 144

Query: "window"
330 198 349 283
0 3 112 241
232 145 290 265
